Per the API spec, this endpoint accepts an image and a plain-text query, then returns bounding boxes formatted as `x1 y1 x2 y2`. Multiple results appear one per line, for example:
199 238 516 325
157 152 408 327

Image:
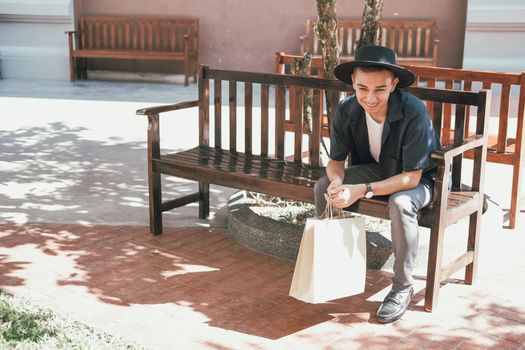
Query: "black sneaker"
375 288 413 324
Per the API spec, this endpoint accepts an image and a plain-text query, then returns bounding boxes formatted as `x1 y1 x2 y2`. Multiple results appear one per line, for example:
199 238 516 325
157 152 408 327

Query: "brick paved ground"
1 222 525 349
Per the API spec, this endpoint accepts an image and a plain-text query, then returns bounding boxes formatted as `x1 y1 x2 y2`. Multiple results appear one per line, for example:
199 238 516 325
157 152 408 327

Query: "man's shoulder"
398 91 428 119
338 94 357 109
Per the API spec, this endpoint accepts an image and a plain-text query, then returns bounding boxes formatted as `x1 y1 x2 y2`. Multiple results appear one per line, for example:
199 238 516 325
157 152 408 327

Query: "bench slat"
310 89 321 167
125 22 130 48
102 20 108 48
407 27 413 56
80 20 86 48
73 50 186 60
432 101 443 141
261 84 270 157
245 82 253 155
452 105 466 190
110 21 116 49
88 22 93 48
442 80 454 145
497 83 511 153
294 87 303 163
275 86 286 159
214 80 222 148
199 74 209 146
229 81 237 152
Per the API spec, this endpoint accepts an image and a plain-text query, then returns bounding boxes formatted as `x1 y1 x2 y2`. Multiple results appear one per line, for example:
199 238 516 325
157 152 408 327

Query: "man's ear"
351 74 356 89
390 76 400 92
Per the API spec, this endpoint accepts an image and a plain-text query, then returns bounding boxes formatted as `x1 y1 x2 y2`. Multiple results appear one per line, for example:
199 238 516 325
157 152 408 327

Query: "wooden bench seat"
300 19 439 66
66 16 199 86
276 51 525 229
137 66 490 312
158 146 325 203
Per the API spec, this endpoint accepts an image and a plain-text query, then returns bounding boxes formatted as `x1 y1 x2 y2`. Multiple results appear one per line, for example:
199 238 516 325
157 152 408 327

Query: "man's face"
351 68 399 120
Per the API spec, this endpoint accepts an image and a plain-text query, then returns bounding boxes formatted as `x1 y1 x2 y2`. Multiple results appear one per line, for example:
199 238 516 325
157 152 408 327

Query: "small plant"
0 290 145 349
0 298 57 342
246 192 315 224
245 191 391 232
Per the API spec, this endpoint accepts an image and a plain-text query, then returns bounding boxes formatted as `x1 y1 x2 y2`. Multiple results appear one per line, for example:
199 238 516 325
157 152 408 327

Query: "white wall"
463 0 525 72
0 0 75 79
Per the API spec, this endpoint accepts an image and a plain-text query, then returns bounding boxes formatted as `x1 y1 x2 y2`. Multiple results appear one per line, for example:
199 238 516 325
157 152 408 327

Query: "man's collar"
385 90 404 123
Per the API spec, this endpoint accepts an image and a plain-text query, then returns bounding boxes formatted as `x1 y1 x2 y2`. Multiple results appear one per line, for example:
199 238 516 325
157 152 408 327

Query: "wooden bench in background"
66 15 199 86
300 19 439 66
137 65 490 311
276 52 525 229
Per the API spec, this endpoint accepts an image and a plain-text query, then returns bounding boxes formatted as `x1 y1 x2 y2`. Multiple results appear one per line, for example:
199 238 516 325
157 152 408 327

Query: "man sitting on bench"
314 45 440 323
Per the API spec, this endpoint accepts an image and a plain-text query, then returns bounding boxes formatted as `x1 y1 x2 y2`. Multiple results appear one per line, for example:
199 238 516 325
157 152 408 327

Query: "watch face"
365 191 374 199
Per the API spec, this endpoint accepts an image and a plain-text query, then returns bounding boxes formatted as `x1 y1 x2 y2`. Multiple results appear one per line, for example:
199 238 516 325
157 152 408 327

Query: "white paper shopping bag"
289 215 367 304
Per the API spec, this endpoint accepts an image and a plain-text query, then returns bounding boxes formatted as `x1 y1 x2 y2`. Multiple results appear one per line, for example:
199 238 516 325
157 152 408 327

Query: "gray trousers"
313 163 433 292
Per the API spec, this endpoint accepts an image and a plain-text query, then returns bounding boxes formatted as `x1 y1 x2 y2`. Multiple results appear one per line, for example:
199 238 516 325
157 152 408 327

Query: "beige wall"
79 0 467 74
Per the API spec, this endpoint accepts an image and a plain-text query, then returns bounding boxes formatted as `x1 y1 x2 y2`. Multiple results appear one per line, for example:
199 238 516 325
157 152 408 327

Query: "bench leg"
149 170 163 235
184 59 189 87
193 56 198 83
424 224 446 312
69 56 76 82
509 156 523 229
465 210 482 284
81 58 88 80
199 181 209 219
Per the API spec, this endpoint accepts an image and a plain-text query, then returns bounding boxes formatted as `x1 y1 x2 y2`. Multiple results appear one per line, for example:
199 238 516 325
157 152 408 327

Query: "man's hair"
353 65 396 78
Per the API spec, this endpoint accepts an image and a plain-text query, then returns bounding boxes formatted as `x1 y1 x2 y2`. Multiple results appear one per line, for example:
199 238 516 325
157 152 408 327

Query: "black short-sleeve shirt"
330 90 440 182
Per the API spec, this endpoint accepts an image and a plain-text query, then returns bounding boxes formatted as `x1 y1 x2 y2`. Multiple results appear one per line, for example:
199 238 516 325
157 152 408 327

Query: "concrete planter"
226 191 393 269
226 190 503 274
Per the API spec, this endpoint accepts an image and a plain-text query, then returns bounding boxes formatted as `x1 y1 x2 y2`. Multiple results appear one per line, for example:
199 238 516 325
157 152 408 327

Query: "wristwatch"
364 183 374 199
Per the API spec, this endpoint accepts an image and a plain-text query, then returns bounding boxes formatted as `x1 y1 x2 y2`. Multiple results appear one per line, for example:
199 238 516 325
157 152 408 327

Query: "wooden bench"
137 65 490 312
66 15 199 86
300 19 439 66
276 51 525 229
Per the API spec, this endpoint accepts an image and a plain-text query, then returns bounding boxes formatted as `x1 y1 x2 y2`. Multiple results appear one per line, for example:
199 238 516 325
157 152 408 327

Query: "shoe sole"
375 308 407 324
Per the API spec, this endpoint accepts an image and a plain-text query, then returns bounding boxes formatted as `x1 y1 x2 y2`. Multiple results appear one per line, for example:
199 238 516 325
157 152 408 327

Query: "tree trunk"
316 0 340 160
315 0 339 81
291 53 313 134
357 0 384 48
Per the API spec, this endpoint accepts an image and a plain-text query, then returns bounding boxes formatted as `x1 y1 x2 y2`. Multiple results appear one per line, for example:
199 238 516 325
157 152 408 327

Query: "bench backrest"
275 52 525 162
409 66 525 161
303 18 439 65
198 66 489 192
77 15 199 52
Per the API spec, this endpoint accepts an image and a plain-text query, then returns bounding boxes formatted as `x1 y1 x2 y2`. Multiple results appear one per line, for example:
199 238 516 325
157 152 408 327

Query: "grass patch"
0 290 146 350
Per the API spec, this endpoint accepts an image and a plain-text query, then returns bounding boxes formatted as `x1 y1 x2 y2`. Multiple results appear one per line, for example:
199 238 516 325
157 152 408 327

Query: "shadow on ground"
1 222 524 347
0 223 387 340
0 122 231 227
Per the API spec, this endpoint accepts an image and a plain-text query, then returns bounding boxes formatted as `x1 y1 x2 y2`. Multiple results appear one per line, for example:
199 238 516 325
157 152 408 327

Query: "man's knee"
388 192 417 217
314 176 330 200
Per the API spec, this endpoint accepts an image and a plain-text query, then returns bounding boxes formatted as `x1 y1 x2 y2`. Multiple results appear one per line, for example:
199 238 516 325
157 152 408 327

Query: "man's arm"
326 159 345 183
328 169 423 209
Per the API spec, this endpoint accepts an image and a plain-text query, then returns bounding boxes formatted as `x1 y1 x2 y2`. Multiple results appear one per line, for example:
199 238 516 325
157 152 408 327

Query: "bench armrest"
64 30 79 34
432 134 485 161
136 100 199 116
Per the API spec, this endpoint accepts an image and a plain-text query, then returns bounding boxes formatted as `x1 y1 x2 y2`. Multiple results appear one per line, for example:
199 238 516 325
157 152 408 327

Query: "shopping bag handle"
322 193 348 220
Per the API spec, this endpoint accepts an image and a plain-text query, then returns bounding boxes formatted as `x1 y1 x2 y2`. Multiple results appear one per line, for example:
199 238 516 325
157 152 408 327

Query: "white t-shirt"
365 112 385 163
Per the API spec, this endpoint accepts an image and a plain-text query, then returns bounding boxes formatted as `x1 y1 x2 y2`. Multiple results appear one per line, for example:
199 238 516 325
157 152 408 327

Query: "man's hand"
326 178 343 197
325 183 366 209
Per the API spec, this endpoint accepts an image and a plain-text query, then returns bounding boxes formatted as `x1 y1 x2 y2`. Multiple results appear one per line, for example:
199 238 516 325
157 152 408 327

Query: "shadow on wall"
0 122 232 227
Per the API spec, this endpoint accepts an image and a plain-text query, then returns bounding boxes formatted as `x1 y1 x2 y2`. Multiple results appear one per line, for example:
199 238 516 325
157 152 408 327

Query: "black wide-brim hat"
334 45 415 88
